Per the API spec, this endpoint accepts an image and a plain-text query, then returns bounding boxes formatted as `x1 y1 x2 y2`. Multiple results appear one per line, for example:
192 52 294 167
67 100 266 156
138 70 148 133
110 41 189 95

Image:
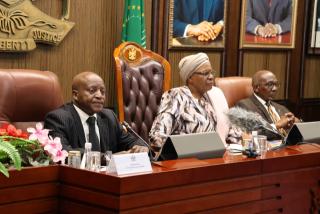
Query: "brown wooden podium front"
1 144 320 213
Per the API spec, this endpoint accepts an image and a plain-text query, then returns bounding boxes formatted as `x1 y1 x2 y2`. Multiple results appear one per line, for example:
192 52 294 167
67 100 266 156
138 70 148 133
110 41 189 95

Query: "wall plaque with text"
0 0 74 52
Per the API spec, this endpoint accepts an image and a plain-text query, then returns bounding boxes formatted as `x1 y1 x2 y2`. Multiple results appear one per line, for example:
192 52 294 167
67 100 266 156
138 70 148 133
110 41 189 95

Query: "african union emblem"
0 0 74 52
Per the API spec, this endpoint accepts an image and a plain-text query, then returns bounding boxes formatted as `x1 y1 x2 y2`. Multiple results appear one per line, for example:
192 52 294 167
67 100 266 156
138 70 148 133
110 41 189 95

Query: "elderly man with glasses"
235 70 300 138
149 53 241 152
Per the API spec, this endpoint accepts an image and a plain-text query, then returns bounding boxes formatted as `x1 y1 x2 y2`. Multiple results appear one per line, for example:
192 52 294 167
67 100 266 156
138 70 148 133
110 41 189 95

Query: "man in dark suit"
246 0 292 38
235 70 299 138
173 0 224 41
44 71 148 154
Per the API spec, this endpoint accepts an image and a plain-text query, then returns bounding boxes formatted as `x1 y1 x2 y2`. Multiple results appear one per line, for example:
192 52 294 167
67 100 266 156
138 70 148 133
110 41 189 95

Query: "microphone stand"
121 121 156 161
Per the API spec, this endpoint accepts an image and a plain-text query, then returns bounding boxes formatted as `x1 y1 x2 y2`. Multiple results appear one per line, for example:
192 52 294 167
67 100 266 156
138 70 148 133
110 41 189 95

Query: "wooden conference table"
1 143 320 213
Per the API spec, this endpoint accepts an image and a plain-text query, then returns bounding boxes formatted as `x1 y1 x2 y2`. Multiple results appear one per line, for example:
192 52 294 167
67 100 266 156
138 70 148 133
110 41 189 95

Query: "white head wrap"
178 53 210 84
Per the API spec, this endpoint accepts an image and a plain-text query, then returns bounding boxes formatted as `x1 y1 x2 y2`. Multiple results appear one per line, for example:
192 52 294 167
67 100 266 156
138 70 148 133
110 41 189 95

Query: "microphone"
227 107 282 140
121 121 156 161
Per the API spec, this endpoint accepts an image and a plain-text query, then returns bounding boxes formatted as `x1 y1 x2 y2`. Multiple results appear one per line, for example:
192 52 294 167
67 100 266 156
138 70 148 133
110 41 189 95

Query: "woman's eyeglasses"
193 71 216 77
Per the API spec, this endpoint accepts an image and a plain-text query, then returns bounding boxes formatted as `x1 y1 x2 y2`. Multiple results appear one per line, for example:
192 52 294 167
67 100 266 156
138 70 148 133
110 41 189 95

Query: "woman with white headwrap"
149 53 240 152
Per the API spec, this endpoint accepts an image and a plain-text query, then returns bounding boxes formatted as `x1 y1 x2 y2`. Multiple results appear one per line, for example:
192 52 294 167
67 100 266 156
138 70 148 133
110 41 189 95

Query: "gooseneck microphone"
121 121 155 161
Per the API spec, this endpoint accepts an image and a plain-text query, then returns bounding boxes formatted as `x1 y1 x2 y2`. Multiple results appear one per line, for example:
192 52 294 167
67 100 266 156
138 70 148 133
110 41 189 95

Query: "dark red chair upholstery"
0 69 63 131
114 42 171 142
215 76 253 107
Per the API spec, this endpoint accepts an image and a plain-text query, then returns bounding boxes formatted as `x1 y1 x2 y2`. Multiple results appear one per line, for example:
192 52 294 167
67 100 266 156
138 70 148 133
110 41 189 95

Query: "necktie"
86 116 100 151
268 0 272 7
266 102 287 136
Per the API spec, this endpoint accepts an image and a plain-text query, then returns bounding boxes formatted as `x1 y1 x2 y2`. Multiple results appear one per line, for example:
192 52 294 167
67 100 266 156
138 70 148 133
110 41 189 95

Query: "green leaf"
0 162 9 178
0 141 22 172
28 156 50 166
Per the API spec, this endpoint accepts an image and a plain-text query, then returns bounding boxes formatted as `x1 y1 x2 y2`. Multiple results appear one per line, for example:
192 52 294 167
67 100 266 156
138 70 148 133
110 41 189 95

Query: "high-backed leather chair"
0 69 63 131
215 76 253 107
114 42 171 142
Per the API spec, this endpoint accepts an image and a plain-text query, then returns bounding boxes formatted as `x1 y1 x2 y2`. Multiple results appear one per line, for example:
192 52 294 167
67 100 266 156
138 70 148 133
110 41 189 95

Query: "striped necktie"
86 116 101 151
266 101 287 136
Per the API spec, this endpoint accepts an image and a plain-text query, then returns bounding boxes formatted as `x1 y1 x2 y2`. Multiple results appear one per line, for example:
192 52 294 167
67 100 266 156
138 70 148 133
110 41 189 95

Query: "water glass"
104 151 112 166
89 151 101 172
255 135 268 157
68 151 81 168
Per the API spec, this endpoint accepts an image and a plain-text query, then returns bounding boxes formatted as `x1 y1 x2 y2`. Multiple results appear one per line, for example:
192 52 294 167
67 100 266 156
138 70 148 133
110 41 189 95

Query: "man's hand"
197 22 223 41
257 23 278 38
128 145 149 153
264 23 278 37
276 112 295 130
187 21 216 40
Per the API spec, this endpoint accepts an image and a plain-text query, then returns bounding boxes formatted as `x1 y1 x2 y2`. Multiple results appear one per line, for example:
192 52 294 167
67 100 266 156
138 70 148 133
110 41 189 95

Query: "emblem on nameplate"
0 0 74 52
130 154 136 162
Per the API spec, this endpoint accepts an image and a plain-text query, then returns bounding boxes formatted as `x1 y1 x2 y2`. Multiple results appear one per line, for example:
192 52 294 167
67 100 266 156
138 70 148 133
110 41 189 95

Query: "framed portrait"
308 0 320 54
240 0 298 49
168 0 227 49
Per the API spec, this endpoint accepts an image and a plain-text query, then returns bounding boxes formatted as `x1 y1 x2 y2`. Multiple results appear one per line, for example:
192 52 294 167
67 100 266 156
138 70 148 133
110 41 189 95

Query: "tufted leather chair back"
114 42 171 143
215 76 253 107
0 69 63 131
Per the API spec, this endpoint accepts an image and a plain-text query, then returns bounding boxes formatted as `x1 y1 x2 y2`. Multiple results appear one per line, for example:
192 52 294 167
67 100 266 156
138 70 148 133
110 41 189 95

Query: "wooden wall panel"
242 52 287 99
304 57 320 98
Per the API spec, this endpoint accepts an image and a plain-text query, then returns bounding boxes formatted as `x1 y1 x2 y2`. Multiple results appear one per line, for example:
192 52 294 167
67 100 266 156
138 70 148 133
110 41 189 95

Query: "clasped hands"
187 21 223 41
276 112 298 130
257 23 278 38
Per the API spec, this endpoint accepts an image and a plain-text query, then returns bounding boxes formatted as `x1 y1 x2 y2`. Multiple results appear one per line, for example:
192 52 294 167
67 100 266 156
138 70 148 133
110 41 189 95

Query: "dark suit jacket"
235 95 290 140
246 0 292 34
44 103 145 153
235 95 290 125
173 0 224 37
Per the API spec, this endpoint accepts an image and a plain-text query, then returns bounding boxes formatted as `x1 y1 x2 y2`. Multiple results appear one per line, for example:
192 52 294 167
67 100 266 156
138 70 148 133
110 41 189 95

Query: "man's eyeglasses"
262 82 280 89
193 71 215 77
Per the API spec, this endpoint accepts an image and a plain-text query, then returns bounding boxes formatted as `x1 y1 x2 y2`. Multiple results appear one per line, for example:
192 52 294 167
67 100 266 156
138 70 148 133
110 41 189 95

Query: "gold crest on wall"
0 0 74 52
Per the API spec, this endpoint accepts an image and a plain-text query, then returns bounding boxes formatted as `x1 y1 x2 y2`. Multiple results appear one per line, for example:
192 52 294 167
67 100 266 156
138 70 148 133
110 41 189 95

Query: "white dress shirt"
73 104 100 144
254 93 280 128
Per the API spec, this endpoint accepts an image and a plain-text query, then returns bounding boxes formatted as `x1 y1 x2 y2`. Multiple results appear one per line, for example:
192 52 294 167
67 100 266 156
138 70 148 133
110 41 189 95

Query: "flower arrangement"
0 123 68 178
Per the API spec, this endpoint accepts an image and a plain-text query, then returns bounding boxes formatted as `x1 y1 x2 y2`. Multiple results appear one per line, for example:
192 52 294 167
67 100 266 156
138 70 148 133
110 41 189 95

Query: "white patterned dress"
149 86 241 150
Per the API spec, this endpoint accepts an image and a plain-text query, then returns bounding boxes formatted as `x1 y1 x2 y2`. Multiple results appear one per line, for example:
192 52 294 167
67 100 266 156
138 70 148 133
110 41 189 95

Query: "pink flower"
26 123 69 164
44 136 68 163
27 123 50 145
51 150 68 163
44 136 62 155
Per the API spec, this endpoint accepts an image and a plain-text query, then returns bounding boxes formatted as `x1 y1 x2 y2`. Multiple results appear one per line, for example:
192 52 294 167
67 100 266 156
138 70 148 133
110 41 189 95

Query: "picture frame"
240 0 298 49
308 0 320 54
168 0 227 50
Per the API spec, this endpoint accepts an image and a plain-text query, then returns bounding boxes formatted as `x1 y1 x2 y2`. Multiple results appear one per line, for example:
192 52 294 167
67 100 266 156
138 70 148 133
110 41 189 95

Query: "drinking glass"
104 151 112 166
68 151 81 168
256 135 268 158
89 151 101 172
103 151 113 173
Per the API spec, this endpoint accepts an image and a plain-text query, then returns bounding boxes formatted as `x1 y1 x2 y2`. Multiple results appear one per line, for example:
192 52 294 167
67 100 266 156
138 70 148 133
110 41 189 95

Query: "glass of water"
104 151 112 166
89 151 101 172
103 151 113 173
255 135 268 158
